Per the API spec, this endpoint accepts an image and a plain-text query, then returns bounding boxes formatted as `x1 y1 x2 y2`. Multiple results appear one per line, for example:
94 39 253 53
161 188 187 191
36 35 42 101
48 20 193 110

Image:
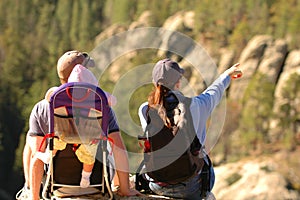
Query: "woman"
138 58 242 199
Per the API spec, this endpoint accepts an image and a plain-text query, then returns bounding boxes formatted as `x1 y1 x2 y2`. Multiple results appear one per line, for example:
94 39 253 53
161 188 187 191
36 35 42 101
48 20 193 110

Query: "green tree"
287 1 300 49
56 0 73 51
278 73 300 150
0 0 31 192
104 0 137 25
270 0 300 48
239 73 275 153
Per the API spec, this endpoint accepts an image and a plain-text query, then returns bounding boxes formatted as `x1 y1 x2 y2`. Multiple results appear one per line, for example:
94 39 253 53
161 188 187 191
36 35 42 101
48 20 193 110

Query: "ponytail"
148 84 172 128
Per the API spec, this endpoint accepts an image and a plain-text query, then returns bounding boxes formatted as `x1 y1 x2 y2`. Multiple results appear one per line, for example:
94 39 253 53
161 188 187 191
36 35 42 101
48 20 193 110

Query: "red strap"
66 87 91 102
38 133 55 152
139 140 151 153
72 144 80 151
90 136 115 155
105 137 114 155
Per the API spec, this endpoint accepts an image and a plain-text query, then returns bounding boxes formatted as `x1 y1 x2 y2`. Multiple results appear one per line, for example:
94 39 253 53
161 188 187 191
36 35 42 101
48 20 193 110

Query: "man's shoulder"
32 99 49 113
35 99 49 107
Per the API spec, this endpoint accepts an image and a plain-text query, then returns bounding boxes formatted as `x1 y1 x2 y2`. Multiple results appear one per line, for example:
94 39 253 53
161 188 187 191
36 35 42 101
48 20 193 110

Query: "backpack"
138 91 204 184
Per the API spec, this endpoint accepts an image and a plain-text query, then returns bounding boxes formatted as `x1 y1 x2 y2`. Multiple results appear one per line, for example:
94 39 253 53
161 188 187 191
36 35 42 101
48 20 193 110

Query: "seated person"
17 50 140 200
138 59 242 199
38 64 117 188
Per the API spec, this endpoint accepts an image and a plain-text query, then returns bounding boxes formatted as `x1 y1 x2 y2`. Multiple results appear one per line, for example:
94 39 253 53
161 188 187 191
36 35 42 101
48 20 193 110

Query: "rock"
257 39 288 83
239 35 273 63
183 11 195 30
129 11 155 29
284 50 300 70
218 48 235 74
229 35 273 100
162 11 195 31
268 49 300 141
92 8 300 148
157 11 195 58
269 66 300 142
213 158 299 200
94 24 127 45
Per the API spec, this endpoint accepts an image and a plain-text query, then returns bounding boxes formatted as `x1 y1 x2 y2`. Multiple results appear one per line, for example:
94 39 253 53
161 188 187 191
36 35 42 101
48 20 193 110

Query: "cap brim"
82 52 95 68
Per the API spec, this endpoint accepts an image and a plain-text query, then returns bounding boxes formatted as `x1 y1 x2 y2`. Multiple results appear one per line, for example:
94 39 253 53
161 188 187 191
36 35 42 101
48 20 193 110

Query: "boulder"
218 48 235 74
269 50 300 142
94 24 127 45
229 35 273 100
157 11 195 58
213 158 299 200
269 66 300 142
284 50 300 71
129 11 155 29
257 39 288 83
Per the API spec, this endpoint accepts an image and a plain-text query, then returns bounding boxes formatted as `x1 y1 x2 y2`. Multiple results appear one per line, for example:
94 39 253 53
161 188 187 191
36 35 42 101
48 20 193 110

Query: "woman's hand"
225 63 243 79
117 188 143 197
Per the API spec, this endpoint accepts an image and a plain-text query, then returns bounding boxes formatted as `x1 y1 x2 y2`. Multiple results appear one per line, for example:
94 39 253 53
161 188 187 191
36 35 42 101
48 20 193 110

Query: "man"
17 50 140 200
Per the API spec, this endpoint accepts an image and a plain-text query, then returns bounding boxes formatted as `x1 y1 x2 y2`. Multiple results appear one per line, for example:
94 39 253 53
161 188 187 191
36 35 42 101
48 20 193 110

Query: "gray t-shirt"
28 99 119 136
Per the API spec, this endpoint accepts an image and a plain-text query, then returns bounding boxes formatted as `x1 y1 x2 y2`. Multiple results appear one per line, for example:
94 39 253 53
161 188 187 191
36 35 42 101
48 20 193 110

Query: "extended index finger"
232 63 240 68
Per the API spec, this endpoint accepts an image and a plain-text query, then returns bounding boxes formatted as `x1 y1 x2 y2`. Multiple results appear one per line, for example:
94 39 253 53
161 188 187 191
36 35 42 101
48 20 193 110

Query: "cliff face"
94 10 300 146
92 10 300 199
213 153 300 200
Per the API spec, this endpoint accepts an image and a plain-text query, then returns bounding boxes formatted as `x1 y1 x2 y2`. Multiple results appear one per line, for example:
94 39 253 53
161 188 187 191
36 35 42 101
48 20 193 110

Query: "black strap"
135 160 153 193
200 154 212 198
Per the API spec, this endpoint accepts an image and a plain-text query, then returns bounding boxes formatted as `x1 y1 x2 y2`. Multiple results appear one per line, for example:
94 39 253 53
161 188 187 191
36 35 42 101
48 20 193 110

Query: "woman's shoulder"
138 102 149 119
139 101 148 108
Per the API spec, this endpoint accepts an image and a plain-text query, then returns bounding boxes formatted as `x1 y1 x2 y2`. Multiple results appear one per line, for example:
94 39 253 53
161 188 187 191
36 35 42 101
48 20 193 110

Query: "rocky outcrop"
213 157 299 200
91 10 300 200
161 11 195 32
157 11 196 59
129 11 155 30
257 39 288 83
94 24 127 45
93 10 300 144
269 50 300 142
217 49 235 74
229 35 273 100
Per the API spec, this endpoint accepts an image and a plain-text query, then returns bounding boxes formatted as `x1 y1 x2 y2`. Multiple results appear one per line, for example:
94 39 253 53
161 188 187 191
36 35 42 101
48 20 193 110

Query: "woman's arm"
193 63 242 116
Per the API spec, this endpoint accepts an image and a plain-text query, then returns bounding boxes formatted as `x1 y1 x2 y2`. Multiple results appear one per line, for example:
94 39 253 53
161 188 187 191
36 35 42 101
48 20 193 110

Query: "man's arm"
23 136 32 189
27 135 46 200
109 131 140 196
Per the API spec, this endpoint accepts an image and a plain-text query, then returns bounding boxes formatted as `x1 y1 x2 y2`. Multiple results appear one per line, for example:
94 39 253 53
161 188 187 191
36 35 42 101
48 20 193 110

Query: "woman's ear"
174 79 181 90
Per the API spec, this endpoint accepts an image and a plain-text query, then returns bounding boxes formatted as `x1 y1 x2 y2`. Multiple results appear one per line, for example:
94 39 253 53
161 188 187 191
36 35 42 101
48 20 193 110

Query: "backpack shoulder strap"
170 91 190 103
172 92 202 149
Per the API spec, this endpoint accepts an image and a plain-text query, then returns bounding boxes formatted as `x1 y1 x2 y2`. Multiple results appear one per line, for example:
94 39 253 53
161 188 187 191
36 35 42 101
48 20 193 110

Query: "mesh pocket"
54 116 102 144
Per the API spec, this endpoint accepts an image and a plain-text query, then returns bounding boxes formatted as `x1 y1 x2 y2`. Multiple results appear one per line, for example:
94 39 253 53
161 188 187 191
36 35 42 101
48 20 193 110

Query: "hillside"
0 1 299 199
89 10 300 199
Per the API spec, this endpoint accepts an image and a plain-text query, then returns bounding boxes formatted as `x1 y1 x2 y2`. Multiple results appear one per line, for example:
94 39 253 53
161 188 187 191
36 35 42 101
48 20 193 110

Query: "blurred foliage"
239 73 275 154
279 73 300 150
0 0 299 197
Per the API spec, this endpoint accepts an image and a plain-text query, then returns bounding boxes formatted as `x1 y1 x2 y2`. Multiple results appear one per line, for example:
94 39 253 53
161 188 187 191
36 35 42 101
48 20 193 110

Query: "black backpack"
138 91 204 184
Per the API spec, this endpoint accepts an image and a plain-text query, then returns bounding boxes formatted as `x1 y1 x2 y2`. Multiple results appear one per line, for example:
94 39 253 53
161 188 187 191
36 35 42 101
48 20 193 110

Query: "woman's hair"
147 84 172 128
